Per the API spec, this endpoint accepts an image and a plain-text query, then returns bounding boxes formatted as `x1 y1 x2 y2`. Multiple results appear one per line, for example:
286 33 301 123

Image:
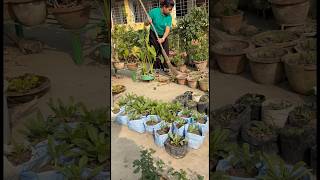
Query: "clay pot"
176 74 187 85
127 62 138 71
220 10 244 34
269 0 310 25
49 2 91 29
212 40 253 74
10 0 47 26
178 64 187 73
198 78 209 92
247 47 288 84
113 62 125 70
194 61 208 71
187 77 198 89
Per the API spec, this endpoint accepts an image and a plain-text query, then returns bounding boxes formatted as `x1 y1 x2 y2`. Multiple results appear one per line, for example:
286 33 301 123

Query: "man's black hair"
160 0 175 7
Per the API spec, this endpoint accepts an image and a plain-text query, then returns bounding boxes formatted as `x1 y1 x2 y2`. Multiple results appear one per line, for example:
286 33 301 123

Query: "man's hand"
158 37 165 44
148 17 152 24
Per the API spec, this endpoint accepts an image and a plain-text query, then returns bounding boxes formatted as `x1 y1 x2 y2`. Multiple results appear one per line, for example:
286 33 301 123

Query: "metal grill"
111 1 127 24
132 0 160 23
175 0 208 18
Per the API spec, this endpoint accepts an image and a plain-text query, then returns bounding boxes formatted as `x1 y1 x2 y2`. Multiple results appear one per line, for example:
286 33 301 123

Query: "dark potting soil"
157 127 170 135
146 120 158 126
197 117 207 124
227 167 258 178
7 149 32 166
176 122 186 129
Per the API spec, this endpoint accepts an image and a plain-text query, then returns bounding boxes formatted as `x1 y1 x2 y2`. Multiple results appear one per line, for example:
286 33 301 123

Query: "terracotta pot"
113 62 125 70
252 30 302 48
282 52 316 95
49 3 91 29
220 10 244 34
126 62 138 71
176 74 187 85
187 78 198 89
194 61 208 71
212 40 253 74
178 64 187 73
198 78 209 92
10 0 47 26
270 0 310 25
247 47 288 84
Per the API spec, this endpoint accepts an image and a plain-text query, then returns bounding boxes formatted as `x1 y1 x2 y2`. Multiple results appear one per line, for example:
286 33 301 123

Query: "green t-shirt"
148 7 172 36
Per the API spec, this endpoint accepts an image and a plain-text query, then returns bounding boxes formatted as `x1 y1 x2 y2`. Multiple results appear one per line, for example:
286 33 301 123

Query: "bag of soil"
128 117 146 133
154 123 173 147
143 115 162 133
185 124 205 149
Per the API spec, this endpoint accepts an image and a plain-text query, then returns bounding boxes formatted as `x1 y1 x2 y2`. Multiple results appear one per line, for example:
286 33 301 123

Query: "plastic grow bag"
20 170 64 180
128 117 146 133
115 114 129 126
216 158 264 180
144 115 162 133
177 111 193 124
173 122 187 137
185 124 205 149
153 124 173 147
196 115 209 134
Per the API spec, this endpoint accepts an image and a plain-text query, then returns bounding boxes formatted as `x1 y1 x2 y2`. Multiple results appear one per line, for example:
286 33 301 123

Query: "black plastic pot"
241 121 278 154
186 100 198 111
212 104 251 142
197 101 208 113
164 139 188 159
235 93 266 121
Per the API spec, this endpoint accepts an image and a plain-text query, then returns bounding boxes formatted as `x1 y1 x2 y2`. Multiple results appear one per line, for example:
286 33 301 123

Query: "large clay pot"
194 61 208 71
198 78 209 92
10 0 47 26
282 52 316 95
269 0 310 25
113 62 125 70
187 77 198 89
220 10 244 34
176 74 187 85
213 40 253 74
252 30 302 48
126 62 138 71
247 47 288 84
49 2 91 29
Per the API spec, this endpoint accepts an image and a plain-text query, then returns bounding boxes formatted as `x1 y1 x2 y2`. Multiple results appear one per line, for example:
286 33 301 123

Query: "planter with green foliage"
220 0 244 34
235 93 266 121
241 121 278 154
287 104 315 128
192 112 209 134
185 123 205 149
144 115 162 133
154 123 172 147
164 133 188 159
197 94 209 113
173 117 188 136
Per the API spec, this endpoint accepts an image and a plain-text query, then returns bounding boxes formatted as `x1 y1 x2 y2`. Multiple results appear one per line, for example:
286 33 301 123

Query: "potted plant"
247 47 288 84
188 37 209 71
126 46 141 71
175 73 187 85
295 38 316 53
164 133 188 159
144 115 162 133
260 153 312 180
252 30 301 48
173 117 188 137
216 143 262 179
9 0 47 26
282 51 316 95
185 123 205 149
212 104 250 141
171 52 187 73
198 77 209 92
186 75 198 89
185 100 197 111
235 93 266 121
127 112 146 133
241 121 278 154
178 108 193 122
154 123 172 147
287 105 314 128
192 112 209 134
279 126 314 164
261 99 294 128
6 142 33 168
269 0 310 25
197 94 209 114
212 40 253 74
220 0 244 34
47 0 91 29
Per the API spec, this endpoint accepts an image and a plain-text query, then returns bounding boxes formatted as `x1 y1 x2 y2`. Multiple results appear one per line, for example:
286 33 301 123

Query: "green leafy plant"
170 53 185 67
6 141 32 166
258 153 311 180
289 105 313 127
210 128 235 162
188 124 200 135
140 28 157 75
192 112 207 124
47 97 83 122
188 36 209 62
146 116 159 126
237 94 265 106
156 123 171 135
180 108 192 118
247 121 276 140
7 73 42 93
168 133 187 146
175 117 187 129
48 135 74 167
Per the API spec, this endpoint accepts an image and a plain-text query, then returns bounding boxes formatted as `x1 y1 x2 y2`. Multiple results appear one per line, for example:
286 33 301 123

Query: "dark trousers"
149 30 169 70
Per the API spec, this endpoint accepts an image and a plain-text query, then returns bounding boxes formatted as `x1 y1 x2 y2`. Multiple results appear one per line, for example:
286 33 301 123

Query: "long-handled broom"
137 0 180 76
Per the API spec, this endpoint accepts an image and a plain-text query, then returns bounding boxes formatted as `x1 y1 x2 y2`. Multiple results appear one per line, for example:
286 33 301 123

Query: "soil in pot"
157 126 170 135
187 124 201 136
7 143 32 166
49 2 91 29
213 40 253 74
236 93 266 121
164 134 188 159
287 105 314 128
247 47 288 84
261 99 294 128
269 0 310 25
241 121 278 154
220 10 244 34
282 51 316 95
145 117 159 126
295 38 316 53
212 104 251 141
279 126 313 164
10 0 47 26
252 30 301 48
